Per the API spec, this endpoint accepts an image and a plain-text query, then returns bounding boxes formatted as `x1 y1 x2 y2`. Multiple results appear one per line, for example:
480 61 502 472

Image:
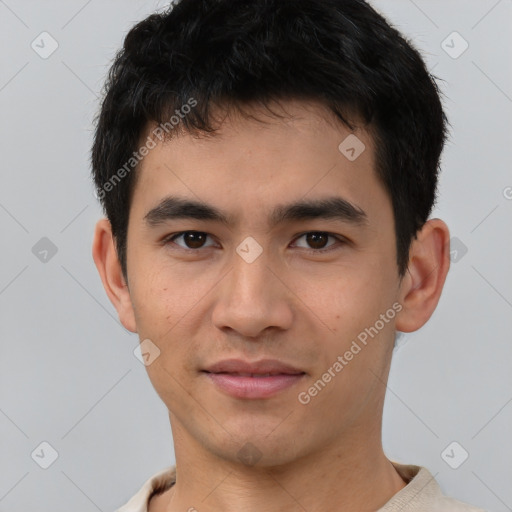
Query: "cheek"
321 270 387 323
318 270 397 358
132 276 173 326
131 272 200 395
129 264 208 356
129 265 177 339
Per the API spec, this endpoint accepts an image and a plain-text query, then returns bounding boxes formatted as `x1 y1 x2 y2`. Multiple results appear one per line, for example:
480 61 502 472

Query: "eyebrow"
143 195 368 228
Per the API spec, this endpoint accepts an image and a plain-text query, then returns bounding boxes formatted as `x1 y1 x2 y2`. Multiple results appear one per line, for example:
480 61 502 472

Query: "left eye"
292 232 341 251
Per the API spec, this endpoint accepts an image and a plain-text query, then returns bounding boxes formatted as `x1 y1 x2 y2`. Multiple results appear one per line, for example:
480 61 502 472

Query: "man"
91 0 485 510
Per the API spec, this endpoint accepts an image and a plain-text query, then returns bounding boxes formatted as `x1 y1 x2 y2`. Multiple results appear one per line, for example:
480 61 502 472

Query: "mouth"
201 359 306 399
206 371 304 377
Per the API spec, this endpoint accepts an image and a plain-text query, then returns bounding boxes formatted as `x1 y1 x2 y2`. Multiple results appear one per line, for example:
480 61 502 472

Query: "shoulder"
115 466 176 512
379 462 486 512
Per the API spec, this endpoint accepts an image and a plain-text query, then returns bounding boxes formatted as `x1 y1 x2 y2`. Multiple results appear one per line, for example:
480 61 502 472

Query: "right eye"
162 231 218 251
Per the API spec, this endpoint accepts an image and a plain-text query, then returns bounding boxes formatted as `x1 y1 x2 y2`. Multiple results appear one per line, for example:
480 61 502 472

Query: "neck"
151 413 407 512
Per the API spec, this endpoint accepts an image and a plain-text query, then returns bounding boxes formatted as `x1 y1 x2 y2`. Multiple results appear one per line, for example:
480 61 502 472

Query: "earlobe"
92 218 138 333
395 218 451 333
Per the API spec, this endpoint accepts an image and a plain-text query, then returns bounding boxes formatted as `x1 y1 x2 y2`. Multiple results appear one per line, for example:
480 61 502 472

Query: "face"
118 100 405 465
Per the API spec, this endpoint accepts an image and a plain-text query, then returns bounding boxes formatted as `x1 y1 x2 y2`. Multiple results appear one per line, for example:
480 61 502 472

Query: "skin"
92 99 450 512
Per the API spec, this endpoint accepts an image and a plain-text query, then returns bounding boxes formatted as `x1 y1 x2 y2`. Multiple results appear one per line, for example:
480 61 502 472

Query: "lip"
203 358 304 375
202 358 306 399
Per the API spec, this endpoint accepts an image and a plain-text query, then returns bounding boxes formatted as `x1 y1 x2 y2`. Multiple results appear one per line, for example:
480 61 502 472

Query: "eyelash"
161 231 347 254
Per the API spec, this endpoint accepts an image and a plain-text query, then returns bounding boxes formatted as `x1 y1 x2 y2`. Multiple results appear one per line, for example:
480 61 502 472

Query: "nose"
211 246 294 339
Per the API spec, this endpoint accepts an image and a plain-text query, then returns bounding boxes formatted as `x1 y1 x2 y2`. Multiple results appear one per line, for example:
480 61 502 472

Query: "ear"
92 218 137 333
395 218 451 333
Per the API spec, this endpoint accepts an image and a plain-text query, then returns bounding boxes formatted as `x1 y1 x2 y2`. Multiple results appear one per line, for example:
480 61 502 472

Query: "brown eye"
305 232 329 249
166 231 215 250
182 232 207 249
292 232 344 253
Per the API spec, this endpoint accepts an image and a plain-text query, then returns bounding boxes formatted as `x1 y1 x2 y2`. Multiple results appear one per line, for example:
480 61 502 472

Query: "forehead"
131 99 389 227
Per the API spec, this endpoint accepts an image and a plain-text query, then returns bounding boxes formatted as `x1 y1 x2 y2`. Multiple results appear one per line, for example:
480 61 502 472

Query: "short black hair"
91 0 448 281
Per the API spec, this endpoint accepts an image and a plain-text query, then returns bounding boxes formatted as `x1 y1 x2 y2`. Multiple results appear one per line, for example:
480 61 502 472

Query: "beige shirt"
115 461 486 512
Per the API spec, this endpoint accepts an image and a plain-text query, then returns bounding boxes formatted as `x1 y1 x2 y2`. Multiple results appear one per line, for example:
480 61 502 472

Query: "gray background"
0 1 511 511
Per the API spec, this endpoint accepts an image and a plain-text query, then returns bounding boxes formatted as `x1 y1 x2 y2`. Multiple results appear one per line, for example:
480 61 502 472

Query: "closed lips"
208 372 305 377
202 358 306 375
